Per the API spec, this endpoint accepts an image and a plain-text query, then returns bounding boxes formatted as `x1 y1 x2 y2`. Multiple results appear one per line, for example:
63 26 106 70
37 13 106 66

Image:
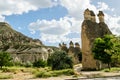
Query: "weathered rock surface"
59 41 82 64
0 22 57 63
81 9 112 70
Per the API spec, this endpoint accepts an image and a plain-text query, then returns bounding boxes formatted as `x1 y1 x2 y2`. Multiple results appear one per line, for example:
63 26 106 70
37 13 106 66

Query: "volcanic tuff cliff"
0 22 57 63
81 9 112 70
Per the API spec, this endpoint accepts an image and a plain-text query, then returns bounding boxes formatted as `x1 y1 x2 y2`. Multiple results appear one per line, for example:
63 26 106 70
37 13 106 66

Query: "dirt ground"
2 71 120 80
1 72 74 80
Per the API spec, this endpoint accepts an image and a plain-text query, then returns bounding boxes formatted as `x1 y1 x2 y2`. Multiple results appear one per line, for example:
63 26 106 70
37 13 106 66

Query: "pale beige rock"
81 9 112 70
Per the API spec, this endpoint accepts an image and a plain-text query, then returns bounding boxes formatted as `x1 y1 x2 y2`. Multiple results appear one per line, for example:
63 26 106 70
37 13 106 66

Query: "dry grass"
0 73 13 79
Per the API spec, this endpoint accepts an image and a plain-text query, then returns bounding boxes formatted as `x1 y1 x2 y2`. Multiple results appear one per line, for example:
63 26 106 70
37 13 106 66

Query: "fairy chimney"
75 42 80 48
90 11 96 22
81 9 112 70
68 41 80 64
84 8 91 20
61 42 68 53
97 11 104 23
69 41 74 47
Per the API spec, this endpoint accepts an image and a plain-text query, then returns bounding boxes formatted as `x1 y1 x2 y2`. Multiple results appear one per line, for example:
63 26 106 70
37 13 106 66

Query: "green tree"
0 52 12 69
33 59 47 68
110 36 120 66
47 50 73 70
92 35 114 69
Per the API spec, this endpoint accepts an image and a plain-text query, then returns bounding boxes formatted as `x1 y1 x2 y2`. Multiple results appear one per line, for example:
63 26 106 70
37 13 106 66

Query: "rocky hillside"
0 22 57 63
0 22 43 49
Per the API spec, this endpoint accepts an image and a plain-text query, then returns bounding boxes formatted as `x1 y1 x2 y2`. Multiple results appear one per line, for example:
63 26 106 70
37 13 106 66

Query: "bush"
24 61 33 67
5 61 14 67
47 50 73 70
33 59 47 68
0 52 12 69
13 61 24 66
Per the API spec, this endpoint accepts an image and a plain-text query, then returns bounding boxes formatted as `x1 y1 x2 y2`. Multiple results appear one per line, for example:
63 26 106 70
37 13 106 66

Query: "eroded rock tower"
81 9 112 70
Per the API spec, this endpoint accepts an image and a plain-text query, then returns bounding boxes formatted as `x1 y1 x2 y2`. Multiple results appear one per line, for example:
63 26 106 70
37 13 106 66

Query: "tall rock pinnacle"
81 9 112 70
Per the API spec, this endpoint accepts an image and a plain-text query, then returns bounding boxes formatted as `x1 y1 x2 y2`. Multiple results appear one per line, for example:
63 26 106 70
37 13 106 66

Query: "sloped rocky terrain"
0 22 57 63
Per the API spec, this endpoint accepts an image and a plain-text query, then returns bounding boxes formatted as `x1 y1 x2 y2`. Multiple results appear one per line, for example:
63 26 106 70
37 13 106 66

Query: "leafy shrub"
13 61 24 66
24 61 33 67
33 59 47 68
5 61 14 67
0 52 12 69
47 50 73 70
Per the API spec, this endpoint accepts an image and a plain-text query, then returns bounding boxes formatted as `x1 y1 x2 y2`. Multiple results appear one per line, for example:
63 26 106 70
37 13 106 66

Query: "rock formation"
0 22 57 63
81 9 112 70
59 42 68 53
74 42 82 62
59 41 81 64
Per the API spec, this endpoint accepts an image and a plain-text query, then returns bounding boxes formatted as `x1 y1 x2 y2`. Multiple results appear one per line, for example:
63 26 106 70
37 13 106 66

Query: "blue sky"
0 0 120 47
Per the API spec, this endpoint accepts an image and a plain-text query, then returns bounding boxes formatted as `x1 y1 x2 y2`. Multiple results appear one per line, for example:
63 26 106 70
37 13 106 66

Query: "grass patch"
1 66 36 73
35 69 75 78
35 71 52 78
102 67 120 72
1 66 75 78
0 74 13 79
2 66 25 73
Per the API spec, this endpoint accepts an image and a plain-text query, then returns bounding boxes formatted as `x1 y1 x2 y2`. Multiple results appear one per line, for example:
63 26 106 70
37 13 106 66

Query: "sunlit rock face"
0 22 57 63
81 9 112 70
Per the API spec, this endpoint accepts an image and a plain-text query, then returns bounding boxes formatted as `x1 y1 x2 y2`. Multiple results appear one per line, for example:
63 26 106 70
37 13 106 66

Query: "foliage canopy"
0 52 12 69
47 50 73 70
92 35 114 69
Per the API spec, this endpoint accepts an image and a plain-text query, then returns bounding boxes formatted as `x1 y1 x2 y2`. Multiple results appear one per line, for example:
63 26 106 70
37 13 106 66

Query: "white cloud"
1 0 119 46
29 17 81 43
29 17 71 36
29 0 120 45
28 0 56 9
0 0 55 16
0 0 56 21
105 14 120 35
40 34 81 44
0 15 5 22
60 0 97 19
40 33 69 43
97 2 114 11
